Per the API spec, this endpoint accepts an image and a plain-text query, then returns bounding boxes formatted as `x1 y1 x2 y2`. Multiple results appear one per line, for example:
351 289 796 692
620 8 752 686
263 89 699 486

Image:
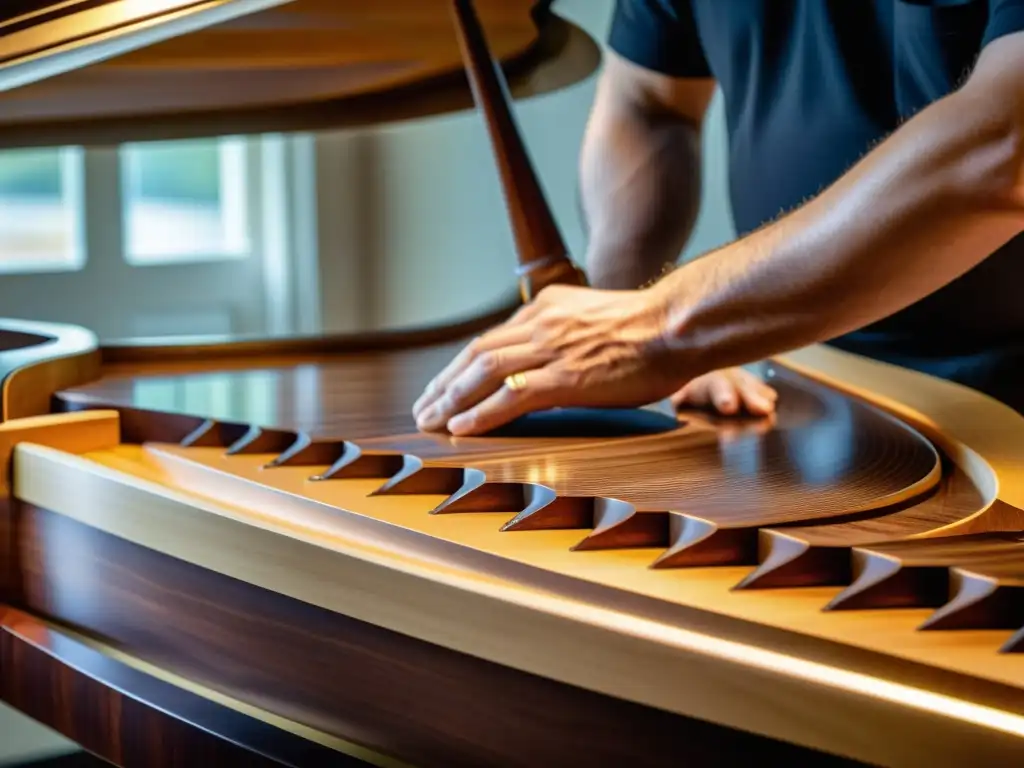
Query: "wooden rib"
451 0 586 299
179 420 304 457
653 515 761 568
737 466 994 590
371 455 470 496
180 419 252 449
825 533 1024 612
431 479 552 515
571 503 667 552
921 561 1024 637
225 426 304 456
144 438 1024 646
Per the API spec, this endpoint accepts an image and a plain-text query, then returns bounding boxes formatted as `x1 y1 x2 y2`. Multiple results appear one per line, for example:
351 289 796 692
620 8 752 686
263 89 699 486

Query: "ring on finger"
504 372 528 392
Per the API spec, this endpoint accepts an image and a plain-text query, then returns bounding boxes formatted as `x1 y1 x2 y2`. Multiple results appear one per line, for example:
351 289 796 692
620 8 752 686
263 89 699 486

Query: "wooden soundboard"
3 1 1024 766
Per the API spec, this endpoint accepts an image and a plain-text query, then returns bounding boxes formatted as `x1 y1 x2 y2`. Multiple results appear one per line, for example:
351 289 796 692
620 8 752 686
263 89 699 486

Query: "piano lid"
0 0 601 147
0 0 291 94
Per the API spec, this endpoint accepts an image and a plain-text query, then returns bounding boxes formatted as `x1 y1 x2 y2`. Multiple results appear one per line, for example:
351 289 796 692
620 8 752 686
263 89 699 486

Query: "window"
0 131 319 341
0 146 85 273
121 136 252 265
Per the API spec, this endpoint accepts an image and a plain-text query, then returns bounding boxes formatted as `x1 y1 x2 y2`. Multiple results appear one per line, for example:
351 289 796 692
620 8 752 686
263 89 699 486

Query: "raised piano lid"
0 0 601 146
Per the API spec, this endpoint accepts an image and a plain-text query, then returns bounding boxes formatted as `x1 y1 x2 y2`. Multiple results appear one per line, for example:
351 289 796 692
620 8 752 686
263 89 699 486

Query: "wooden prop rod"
450 0 587 301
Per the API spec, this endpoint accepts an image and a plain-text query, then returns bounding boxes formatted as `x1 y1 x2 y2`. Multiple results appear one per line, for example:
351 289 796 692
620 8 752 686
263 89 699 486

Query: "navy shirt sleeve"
984 0 1024 45
607 0 712 78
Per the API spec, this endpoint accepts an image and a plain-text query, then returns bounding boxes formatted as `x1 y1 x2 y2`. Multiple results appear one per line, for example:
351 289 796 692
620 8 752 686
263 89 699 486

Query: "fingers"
732 369 777 415
447 368 562 436
414 343 552 431
672 368 778 416
412 322 533 419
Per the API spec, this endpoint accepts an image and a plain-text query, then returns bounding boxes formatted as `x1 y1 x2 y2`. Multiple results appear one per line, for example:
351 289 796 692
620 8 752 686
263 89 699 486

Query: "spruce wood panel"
0 0 600 145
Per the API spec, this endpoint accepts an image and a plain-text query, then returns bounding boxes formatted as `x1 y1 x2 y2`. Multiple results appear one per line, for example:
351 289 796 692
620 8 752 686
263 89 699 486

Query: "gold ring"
505 372 528 391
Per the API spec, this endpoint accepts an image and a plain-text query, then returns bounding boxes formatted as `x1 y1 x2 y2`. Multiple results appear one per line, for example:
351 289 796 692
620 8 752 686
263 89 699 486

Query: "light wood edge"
37 617 413 768
0 410 120 493
0 0 294 94
3 349 103 422
0 318 101 422
14 442 1024 768
777 344 1024 516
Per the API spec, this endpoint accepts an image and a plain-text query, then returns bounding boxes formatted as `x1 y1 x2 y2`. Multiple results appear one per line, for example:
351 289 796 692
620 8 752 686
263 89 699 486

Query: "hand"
412 284 686 436
671 367 777 416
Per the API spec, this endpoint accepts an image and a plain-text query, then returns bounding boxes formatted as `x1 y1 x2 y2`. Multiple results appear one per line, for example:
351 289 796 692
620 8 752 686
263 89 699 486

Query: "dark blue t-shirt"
608 0 1024 411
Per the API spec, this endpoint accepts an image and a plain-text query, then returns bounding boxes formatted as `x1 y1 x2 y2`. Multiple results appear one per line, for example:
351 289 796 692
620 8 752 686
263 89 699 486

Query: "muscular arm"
579 51 715 289
656 32 1024 375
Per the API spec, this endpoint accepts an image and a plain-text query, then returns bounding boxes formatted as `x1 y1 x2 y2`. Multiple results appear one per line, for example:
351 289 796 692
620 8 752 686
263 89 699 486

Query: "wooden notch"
371 456 469 496
572 503 669 552
651 516 760 569
734 530 855 590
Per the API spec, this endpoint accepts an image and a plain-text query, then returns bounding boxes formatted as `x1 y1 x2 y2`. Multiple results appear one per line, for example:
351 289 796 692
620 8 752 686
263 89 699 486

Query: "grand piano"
2 2 1024 766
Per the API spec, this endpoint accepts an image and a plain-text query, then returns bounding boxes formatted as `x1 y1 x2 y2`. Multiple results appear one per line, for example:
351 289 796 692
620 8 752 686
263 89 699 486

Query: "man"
413 0 1024 436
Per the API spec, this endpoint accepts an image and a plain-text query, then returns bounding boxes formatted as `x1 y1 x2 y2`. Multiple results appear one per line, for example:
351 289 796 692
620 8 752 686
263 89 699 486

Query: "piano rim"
3 304 1024 767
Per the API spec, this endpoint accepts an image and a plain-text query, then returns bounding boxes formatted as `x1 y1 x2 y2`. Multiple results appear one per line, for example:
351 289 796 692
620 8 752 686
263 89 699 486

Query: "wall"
318 0 735 332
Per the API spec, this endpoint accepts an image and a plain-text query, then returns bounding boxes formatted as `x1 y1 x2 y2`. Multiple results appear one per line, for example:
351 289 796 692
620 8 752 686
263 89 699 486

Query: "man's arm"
579 50 715 289
579 53 777 415
656 31 1024 374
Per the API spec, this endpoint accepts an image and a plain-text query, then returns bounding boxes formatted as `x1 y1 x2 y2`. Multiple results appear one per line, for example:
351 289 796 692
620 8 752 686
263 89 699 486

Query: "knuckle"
555 366 583 390
476 351 500 376
466 336 485 356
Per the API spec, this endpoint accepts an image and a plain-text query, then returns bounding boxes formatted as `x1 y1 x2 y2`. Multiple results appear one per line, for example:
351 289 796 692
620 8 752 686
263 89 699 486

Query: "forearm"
658 83 1024 376
579 104 703 289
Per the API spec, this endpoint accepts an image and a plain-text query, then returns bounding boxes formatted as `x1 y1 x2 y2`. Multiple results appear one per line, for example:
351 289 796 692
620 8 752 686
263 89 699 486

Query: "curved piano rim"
2 307 1024 766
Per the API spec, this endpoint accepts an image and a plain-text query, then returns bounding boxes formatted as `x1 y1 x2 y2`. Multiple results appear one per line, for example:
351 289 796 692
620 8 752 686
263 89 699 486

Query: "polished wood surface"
55 355 946 533
0 607 371 767
12 424 1024 767
0 319 99 421
0 0 601 146
10 503 861 768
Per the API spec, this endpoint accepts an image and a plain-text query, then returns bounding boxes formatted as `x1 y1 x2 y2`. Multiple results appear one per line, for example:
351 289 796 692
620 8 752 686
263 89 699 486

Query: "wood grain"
0 606 370 766
0 0 601 146
15 439 1024 768
14 502 864 768
57 363 943 532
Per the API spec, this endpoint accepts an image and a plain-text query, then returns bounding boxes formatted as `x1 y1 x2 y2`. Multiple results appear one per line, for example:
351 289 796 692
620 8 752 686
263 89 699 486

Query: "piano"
1 2 1024 766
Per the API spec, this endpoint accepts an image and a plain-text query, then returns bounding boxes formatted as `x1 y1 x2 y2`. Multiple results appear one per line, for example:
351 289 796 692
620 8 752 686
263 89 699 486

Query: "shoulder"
607 0 712 79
